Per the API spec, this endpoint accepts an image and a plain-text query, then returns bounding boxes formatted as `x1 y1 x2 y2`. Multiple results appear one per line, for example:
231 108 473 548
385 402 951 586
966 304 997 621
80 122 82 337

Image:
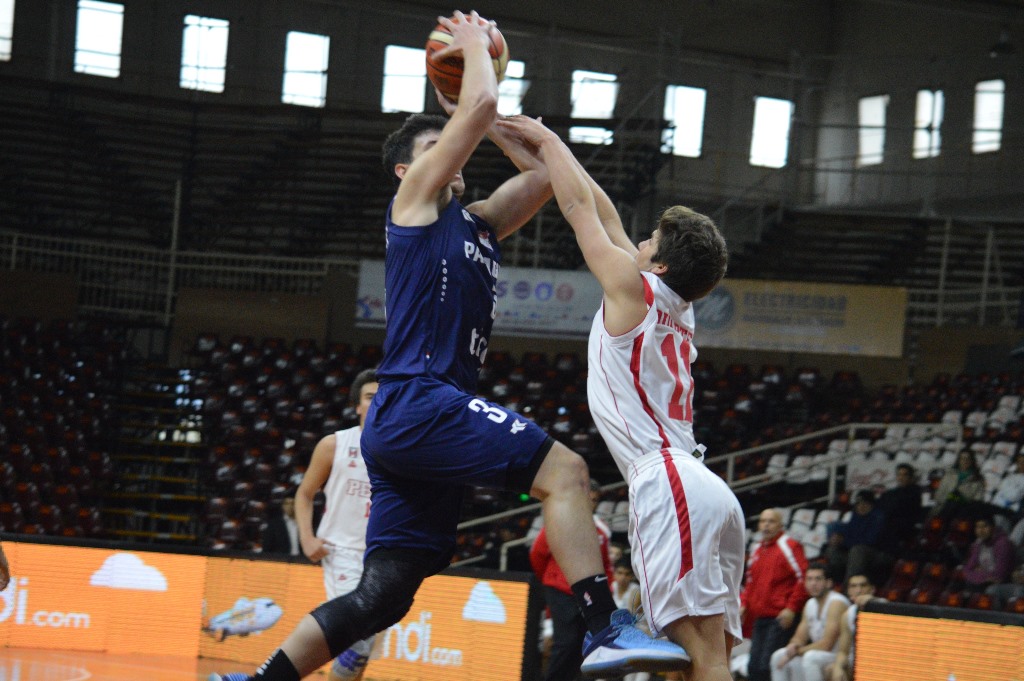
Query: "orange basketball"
425 18 509 103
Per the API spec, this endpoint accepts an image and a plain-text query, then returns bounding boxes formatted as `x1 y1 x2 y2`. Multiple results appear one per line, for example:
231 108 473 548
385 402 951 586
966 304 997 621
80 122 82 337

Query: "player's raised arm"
497 116 646 333
432 91 553 240
391 11 498 226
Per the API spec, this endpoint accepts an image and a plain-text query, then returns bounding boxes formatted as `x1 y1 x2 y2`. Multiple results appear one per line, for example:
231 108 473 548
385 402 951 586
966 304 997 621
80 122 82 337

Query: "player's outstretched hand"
495 115 558 149
435 87 458 116
430 10 494 62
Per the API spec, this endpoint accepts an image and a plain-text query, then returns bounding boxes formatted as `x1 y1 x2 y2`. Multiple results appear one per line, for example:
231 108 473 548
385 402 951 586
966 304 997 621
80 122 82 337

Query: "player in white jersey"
295 369 378 681
498 115 741 681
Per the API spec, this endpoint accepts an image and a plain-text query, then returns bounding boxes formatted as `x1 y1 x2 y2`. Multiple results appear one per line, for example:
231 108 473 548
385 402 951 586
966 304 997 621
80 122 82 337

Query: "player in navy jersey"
208 11 686 681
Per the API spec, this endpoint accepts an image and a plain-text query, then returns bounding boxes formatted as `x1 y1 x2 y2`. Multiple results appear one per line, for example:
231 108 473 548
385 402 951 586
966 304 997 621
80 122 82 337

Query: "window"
973 79 1004 154
857 95 888 166
749 96 793 168
570 69 618 144
381 45 426 113
662 85 707 157
180 14 229 93
73 0 124 78
282 31 330 107
0 0 14 61
497 60 527 116
913 89 944 159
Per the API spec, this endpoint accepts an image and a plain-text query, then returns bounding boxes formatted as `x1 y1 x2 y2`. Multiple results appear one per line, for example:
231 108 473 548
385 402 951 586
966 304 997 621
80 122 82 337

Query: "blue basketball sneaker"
580 609 691 677
208 673 250 681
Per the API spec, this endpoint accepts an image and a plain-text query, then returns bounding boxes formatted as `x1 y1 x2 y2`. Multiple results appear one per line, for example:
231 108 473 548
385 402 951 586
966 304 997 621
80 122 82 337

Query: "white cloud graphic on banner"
90 553 168 591
462 581 506 623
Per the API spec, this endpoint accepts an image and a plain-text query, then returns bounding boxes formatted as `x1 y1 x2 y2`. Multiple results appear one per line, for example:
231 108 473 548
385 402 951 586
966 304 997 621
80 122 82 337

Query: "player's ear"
650 262 668 276
394 163 410 180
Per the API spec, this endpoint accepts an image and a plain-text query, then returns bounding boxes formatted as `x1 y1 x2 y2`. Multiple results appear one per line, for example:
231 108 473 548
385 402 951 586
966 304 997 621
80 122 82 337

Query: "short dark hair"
896 463 916 476
614 557 633 572
807 561 829 578
847 572 876 588
349 368 378 406
855 490 876 505
381 113 449 188
650 206 728 302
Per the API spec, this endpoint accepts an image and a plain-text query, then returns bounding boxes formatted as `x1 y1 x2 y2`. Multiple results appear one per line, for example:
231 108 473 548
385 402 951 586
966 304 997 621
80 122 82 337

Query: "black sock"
571 574 617 635
253 649 300 681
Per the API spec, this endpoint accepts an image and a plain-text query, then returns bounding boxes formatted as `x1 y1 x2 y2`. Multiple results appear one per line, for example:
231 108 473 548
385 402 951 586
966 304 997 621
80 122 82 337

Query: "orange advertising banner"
365 575 531 681
856 610 1024 681
199 558 325 665
1 541 538 681
0 542 204 656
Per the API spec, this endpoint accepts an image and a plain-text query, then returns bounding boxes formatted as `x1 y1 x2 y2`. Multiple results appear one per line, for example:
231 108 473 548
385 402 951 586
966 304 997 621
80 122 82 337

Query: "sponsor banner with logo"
367 575 531 681
0 541 537 680
0 543 204 655
356 260 603 338
693 280 906 357
199 558 321 664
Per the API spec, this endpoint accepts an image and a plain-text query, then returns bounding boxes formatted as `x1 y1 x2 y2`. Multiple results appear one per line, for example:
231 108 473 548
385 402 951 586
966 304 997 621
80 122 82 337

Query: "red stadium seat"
967 592 993 610
1005 597 1024 614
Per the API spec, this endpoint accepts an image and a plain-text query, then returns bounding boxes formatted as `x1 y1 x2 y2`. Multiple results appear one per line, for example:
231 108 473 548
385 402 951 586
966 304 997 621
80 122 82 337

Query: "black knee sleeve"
310 548 433 658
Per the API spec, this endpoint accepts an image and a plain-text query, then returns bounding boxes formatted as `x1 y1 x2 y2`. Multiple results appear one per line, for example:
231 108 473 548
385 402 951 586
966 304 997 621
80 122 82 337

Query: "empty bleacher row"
0 316 122 538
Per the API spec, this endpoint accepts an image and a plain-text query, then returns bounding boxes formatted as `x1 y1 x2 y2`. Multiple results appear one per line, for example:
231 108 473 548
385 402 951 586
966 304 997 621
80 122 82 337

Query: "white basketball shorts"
627 448 744 643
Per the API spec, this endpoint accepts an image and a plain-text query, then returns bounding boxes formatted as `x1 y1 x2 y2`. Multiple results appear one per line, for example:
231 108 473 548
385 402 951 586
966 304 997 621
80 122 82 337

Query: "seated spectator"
875 463 923 555
262 494 300 556
611 557 640 612
985 558 1024 610
991 452 1024 514
1012 515 1024 547
825 491 886 582
962 514 1014 592
929 450 986 519
827 573 886 681
769 563 849 681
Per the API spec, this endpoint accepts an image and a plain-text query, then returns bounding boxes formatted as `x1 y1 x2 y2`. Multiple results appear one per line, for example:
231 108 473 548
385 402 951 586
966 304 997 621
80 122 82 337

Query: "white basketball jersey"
315 426 372 551
588 271 700 480
805 590 850 649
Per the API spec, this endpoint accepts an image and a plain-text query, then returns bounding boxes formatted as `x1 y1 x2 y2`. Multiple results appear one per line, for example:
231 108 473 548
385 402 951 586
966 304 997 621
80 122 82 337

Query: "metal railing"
455 421 963 570
3 228 1019 329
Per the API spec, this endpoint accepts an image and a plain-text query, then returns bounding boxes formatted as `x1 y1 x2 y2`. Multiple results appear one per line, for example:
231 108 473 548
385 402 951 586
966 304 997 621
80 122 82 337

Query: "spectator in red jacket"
741 508 810 681
530 479 613 681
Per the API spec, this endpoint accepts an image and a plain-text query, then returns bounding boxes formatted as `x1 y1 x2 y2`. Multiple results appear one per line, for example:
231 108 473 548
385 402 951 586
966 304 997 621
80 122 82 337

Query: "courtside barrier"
0 535 542 681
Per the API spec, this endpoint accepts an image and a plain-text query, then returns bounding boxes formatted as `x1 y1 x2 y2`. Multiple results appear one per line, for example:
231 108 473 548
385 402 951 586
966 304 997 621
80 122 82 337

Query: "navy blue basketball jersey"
375 196 500 393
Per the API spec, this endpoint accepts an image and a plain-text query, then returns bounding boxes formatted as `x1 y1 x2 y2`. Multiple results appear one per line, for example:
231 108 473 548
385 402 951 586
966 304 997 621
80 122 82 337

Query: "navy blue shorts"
360 377 551 564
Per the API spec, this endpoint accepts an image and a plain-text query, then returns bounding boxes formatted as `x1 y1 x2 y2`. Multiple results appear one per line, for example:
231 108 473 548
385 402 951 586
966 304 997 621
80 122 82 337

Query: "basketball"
425 18 510 103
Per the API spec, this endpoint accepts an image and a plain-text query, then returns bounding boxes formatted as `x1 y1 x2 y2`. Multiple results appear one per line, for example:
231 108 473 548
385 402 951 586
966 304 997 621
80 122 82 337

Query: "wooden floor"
0 648 275 681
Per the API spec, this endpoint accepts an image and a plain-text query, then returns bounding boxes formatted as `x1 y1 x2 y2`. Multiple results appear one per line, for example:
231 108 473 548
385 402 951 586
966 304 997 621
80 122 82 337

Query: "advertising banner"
356 260 603 339
857 609 1024 680
0 541 538 681
693 279 907 357
366 575 532 681
357 261 907 354
0 542 204 655
199 558 323 664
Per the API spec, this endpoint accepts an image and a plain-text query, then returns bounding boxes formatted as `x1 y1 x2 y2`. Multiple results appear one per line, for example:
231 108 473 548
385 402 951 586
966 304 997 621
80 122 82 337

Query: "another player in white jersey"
295 369 378 681
498 115 742 681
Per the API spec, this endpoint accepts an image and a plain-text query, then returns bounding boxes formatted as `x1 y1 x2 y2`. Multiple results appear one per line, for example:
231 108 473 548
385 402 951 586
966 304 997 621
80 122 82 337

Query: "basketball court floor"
0 648 284 681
